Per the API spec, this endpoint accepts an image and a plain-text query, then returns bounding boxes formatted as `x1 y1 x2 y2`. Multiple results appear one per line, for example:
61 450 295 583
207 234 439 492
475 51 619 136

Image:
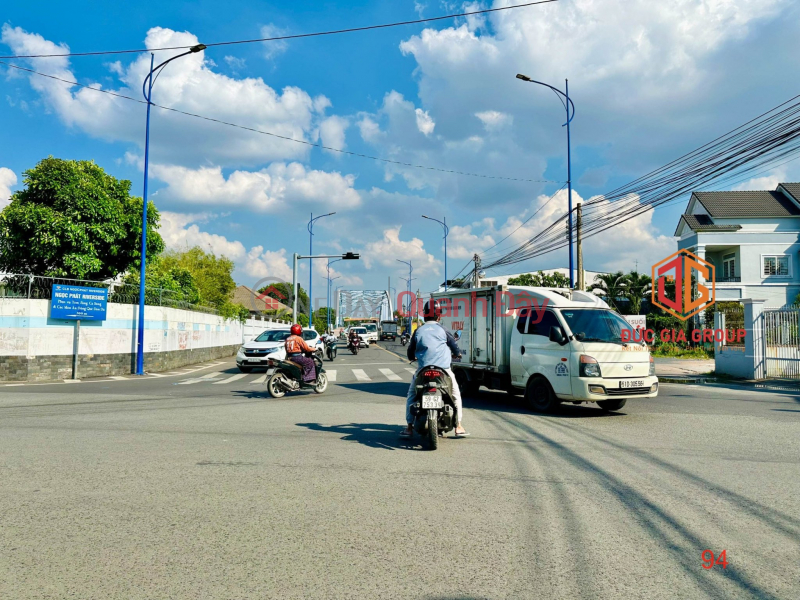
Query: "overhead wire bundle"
482 91 800 272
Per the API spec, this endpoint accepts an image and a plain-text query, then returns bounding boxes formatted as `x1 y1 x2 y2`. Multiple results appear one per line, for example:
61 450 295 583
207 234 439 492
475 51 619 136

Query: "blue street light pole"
308 212 336 326
136 44 205 375
516 73 577 288
397 259 412 332
422 215 449 290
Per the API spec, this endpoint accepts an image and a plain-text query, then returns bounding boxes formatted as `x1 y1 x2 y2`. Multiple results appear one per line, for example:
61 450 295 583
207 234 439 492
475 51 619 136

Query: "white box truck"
432 285 658 412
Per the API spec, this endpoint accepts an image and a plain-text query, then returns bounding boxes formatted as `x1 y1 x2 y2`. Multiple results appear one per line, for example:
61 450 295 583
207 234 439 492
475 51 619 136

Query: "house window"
722 253 735 279
763 255 790 277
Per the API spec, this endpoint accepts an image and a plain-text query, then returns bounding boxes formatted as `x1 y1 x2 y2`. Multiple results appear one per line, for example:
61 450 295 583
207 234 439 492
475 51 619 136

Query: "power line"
0 60 559 184
0 1 559 59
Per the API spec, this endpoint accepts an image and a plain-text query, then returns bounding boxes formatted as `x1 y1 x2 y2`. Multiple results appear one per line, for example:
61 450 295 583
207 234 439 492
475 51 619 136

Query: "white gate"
762 308 800 378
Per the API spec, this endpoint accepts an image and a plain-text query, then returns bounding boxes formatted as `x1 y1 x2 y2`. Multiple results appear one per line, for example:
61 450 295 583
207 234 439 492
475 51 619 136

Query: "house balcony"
716 276 741 283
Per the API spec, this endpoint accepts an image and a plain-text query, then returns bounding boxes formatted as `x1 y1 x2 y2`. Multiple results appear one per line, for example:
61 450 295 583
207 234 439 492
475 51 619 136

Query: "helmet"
290 323 302 335
423 299 443 322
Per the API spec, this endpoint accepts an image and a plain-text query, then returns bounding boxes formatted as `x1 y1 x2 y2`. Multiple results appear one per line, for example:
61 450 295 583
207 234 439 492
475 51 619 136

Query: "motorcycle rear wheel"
426 413 439 450
267 372 287 398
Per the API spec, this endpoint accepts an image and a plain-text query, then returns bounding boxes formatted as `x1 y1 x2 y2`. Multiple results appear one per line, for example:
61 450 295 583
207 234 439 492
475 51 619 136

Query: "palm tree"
623 271 652 315
589 271 627 311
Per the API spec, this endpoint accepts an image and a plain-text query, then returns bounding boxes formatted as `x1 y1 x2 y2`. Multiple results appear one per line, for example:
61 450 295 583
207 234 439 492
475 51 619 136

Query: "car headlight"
237 346 245 356
580 355 601 377
649 355 656 376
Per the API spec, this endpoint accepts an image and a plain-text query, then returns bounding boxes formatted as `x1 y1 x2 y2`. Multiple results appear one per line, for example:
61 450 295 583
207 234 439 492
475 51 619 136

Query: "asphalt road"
1 341 798 599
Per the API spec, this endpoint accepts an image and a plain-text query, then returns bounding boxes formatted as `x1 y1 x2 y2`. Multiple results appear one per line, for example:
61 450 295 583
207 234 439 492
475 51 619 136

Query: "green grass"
651 343 714 359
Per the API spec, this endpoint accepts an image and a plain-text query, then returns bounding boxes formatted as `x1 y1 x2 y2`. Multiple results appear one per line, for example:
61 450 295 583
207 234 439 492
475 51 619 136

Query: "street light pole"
515 73 576 289
422 215 449 291
136 44 206 375
292 252 359 323
327 275 340 331
396 259 412 332
308 212 336 326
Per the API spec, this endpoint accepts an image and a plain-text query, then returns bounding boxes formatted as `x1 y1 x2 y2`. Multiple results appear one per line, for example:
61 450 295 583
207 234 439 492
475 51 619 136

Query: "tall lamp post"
307 212 336 325
397 258 413 332
136 43 206 375
399 275 417 333
293 252 359 323
327 275 340 332
334 285 343 328
515 73 576 288
422 215 449 290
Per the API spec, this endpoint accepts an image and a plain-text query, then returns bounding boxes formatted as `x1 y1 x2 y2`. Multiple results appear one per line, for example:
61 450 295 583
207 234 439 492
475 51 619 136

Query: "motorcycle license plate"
619 380 643 388
422 394 444 409
266 368 276 376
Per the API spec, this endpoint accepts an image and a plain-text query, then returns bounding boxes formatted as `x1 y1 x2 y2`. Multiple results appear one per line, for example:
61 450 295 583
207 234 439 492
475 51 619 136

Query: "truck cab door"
513 309 573 398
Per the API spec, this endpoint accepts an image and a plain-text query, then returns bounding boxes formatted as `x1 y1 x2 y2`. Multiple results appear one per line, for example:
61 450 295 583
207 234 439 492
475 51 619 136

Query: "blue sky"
2 0 799 309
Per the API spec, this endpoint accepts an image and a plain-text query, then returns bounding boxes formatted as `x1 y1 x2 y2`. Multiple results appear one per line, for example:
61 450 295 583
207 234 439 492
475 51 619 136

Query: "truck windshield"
559 309 635 345
365 324 377 332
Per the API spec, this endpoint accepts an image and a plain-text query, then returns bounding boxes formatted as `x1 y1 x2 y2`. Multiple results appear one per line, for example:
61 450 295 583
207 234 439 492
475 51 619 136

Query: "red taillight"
423 370 442 378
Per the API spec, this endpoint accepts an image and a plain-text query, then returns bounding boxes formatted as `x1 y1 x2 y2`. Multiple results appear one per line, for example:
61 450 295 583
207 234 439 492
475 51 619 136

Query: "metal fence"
0 273 219 315
762 307 800 378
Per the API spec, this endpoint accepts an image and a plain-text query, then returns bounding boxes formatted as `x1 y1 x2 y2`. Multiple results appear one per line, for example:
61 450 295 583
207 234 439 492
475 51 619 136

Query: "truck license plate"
422 394 444 409
619 380 643 388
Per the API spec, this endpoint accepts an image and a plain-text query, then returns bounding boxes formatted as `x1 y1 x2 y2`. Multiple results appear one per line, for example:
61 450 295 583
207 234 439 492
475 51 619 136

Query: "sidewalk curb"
659 375 800 391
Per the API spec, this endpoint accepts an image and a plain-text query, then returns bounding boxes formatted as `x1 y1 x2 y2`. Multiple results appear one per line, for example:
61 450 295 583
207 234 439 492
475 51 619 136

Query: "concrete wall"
0 299 287 382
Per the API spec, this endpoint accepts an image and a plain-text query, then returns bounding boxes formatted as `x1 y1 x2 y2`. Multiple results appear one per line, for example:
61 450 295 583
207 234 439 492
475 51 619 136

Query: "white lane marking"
327 370 337 382
5 383 24 387
251 373 268 384
147 372 167 378
201 371 225 379
177 379 202 385
108 376 128 381
213 373 248 385
352 369 371 381
380 368 402 381
405 368 416 374
63 379 81 383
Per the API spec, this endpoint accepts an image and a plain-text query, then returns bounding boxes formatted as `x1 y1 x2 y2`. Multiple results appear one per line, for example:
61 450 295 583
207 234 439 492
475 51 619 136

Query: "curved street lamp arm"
142 44 207 102
516 74 576 126
308 211 336 235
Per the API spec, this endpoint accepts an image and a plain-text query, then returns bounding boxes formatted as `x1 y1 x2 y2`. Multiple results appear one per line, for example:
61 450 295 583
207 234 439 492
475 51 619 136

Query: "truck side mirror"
549 326 568 346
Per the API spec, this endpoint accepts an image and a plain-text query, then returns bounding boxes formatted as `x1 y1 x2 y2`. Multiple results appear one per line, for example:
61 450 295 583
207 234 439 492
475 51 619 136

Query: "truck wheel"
597 398 627 412
454 369 478 398
525 376 559 413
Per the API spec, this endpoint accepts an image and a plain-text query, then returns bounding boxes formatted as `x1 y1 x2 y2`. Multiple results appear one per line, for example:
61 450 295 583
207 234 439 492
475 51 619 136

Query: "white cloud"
415 108 435 136
223 55 246 71
243 246 293 282
448 221 495 260
356 115 384 144
475 110 512 131
151 162 361 212
318 115 349 153
159 211 247 259
260 24 289 60
733 167 788 191
362 227 440 276
0 167 17 209
1 25 336 167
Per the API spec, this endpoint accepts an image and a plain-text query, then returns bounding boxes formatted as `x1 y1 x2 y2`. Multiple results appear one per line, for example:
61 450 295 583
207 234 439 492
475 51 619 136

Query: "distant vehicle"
380 320 398 340
363 322 378 344
236 328 323 372
350 327 370 348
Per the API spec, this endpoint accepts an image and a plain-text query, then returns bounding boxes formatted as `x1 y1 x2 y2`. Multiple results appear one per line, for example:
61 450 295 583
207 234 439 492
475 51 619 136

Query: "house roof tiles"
693 189 800 217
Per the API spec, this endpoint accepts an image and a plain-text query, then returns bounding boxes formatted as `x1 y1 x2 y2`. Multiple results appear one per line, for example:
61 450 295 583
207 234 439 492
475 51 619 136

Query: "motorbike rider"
401 299 469 438
348 327 360 350
285 324 317 382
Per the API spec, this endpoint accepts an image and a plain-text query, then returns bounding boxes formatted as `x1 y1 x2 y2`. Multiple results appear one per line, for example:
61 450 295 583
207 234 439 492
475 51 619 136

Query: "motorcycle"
348 338 359 355
265 353 328 398
409 365 457 450
400 332 409 346
325 338 337 361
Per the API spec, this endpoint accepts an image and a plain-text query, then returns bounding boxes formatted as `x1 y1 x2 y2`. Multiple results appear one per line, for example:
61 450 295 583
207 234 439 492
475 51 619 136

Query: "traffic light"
343 252 360 260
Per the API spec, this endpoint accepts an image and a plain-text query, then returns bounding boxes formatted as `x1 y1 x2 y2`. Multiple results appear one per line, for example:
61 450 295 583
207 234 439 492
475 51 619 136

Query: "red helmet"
290 323 302 335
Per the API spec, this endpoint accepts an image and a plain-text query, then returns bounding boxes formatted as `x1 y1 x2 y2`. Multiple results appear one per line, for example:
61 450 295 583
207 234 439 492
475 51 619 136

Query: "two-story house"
675 183 800 307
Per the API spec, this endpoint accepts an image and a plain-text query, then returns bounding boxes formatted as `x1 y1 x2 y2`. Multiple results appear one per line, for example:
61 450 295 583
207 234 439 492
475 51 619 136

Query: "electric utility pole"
577 203 584 291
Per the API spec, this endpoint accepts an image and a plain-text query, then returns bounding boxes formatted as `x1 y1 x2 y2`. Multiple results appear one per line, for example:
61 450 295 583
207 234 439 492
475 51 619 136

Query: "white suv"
236 328 323 372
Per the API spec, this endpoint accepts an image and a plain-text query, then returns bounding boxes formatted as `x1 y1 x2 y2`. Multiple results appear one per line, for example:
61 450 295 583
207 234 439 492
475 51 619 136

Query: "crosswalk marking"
326 370 337 382
352 369 371 381
201 371 224 379
405 368 416 374
213 373 248 385
380 368 402 381
251 373 268 384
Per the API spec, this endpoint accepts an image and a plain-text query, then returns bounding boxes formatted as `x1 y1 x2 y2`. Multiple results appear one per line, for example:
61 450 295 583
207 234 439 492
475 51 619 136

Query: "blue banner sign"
51 284 108 321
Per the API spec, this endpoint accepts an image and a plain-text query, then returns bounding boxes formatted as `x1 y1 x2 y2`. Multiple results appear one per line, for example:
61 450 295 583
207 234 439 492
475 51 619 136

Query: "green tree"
622 271 652 315
508 270 570 288
0 157 163 279
314 307 336 333
589 271 627 311
258 282 308 312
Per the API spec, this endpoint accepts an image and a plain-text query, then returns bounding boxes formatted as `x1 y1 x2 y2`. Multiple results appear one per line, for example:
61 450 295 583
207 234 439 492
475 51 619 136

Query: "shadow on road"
337 382 409 396
464 389 624 419
296 422 414 451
